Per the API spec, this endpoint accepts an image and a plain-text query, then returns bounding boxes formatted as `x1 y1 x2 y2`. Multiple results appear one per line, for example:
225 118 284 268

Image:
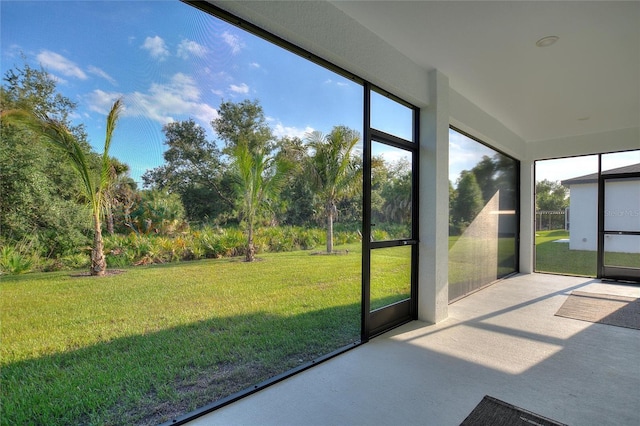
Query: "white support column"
418 69 450 324
520 159 535 274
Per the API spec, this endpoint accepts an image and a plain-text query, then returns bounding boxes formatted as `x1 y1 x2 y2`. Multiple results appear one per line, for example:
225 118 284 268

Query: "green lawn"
535 229 640 276
535 230 595 276
1 245 369 425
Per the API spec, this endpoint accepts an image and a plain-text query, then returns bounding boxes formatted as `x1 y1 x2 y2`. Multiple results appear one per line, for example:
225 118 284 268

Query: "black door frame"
361 84 419 341
597 171 640 282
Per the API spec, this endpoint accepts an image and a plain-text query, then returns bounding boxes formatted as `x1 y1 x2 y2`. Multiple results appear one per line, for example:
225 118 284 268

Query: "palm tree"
230 142 289 262
6 99 123 275
306 126 361 253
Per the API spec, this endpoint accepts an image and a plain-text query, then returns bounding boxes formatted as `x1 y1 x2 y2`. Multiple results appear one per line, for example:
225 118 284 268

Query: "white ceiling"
330 1 640 143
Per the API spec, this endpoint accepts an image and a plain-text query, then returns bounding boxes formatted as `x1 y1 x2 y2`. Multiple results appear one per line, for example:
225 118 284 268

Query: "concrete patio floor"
189 273 640 426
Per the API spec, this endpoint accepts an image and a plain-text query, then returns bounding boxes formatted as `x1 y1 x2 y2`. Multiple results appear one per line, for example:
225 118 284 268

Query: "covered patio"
174 1 639 424
188 273 639 425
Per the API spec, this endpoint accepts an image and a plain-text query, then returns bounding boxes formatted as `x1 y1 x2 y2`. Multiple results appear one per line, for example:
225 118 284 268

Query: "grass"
11 228 633 424
535 230 595 276
1 244 371 425
370 246 412 310
535 229 640 276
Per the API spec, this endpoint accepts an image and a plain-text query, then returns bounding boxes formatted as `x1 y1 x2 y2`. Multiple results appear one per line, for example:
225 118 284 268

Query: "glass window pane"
371 141 412 240
448 129 518 301
604 177 640 232
535 155 598 276
370 90 413 141
604 234 640 268
602 150 640 174
370 246 412 311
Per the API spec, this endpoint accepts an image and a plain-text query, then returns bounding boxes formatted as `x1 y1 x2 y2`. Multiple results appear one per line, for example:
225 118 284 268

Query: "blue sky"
1 0 366 184
5 1 634 188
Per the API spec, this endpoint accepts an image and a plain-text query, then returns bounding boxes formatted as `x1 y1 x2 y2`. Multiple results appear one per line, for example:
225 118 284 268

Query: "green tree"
536 179 568 211
370 155 390 223
470 155 497 203
8 99 124 276
536 179 569 230
274 136 315 226
104 158 132 235
451 170 484 234
1 64 94 259
142 119 233 223
229 142 290 261
109 174 140 234
212 99 274 155
379 157 412 224
449 180 457 233
306 126 361 253
212 100 288 262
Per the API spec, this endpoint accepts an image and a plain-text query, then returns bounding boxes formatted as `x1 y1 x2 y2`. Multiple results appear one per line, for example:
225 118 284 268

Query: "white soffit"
330 1 640 143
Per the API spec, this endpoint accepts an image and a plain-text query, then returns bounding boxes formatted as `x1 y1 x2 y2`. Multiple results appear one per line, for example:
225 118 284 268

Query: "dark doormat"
460 395 567 426
555 291 640 330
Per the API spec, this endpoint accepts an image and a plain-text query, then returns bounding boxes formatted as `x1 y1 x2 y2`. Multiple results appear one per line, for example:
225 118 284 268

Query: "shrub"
0 245 34 275
371 229 390 242
296 228 322 250
219 228 246 257
257 227 295 252
127 190 188 236
193 228 225 259
104 234 136 267
60 253 90 270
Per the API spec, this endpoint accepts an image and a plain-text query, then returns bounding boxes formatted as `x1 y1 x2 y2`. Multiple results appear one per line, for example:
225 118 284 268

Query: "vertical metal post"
361 83 372 342
410 107 420 320
596 154 604 279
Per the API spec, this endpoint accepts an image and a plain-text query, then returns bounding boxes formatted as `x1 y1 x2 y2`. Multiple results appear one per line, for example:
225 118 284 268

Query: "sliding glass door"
599 152 640 282
363 88 418 339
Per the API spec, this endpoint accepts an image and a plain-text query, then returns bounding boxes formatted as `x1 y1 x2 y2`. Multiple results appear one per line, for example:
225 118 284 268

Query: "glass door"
363 87 418 339
598 172 640 282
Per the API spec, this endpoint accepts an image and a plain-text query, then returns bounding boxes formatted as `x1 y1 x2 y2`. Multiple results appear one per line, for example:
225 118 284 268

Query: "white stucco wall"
568 184 598 251
569 180 640 253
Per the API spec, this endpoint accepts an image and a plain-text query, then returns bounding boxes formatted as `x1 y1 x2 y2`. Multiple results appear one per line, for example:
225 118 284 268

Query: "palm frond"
100 98 123 192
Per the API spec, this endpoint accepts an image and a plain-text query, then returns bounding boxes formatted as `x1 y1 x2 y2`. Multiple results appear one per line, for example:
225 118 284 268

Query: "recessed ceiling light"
535 36 559 47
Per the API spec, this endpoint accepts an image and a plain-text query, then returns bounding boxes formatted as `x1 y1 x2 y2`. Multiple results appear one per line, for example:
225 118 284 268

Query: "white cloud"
37 50 87 79
221 31 244 54
229 83 249 94
325 78 349 88
177 39 207 59
448 129 507 185
86 89 124 115
4 43 23 59
250 62 261 69
86 73 218 126
141 36 170 60
272 122 315 139
47 73 69 86
87 65 117 86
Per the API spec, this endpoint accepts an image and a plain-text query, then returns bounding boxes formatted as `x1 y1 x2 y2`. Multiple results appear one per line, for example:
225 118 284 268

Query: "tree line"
449 153 518 235
1 64 411 274
449 154 569 235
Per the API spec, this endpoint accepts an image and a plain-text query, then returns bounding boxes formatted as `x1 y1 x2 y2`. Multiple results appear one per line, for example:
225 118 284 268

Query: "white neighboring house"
561 163 640 253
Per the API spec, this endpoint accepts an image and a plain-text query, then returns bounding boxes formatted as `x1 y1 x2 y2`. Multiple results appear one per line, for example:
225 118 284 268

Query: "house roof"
561 163 640 186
